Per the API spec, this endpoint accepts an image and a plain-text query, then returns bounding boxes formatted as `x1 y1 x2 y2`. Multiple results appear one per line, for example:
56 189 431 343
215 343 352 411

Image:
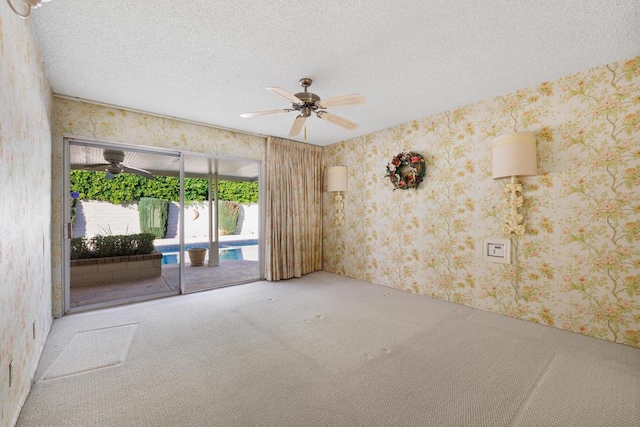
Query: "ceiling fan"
240 78 365 137
83 150 155 180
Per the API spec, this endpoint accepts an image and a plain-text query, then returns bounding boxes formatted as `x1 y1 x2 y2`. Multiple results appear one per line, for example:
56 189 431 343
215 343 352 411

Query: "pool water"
160 248 245 264
156 240 258 265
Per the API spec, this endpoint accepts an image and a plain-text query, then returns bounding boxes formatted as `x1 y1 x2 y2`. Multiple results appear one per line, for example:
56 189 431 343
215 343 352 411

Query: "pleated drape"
264 137 323 281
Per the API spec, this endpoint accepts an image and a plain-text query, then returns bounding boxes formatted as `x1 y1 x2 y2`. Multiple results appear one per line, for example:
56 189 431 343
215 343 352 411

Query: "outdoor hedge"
70 233 156 260
70 170 258 204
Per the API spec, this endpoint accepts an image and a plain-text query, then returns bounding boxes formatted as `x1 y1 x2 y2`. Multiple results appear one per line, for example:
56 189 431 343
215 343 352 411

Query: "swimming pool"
156 240 258 265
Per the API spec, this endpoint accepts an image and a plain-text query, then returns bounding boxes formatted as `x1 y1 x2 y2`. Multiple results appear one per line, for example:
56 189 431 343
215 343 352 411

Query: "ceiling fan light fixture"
300 106 312 117
104 150 125 164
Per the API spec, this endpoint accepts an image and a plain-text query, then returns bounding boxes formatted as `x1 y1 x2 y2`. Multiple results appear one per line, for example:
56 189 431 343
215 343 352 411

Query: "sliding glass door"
64 139 261 313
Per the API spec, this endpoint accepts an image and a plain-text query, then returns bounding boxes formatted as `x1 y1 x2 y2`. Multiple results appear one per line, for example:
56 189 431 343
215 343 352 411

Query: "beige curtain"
264 137 323 281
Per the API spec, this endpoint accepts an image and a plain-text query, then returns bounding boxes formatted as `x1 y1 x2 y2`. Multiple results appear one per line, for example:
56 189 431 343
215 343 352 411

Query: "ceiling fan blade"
316 111 359 131
86 164 124 175
288 115 307 137
266 86 304 105
240 109 292 118
84 163 110 170
121 165 155 180
317 94 366 109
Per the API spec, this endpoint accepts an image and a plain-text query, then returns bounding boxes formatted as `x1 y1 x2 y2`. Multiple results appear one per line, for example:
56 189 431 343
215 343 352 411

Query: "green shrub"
70 170 258 204
138 198 170 238
70 233 156 260
70 237 91 259
219 201 241 235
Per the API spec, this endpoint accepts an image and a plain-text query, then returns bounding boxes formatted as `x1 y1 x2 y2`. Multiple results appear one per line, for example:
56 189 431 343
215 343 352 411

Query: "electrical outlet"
9 360 14 388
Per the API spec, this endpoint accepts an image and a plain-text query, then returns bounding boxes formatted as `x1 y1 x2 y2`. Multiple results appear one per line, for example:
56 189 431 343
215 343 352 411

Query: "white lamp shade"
327 166 347 192
492 132 538 179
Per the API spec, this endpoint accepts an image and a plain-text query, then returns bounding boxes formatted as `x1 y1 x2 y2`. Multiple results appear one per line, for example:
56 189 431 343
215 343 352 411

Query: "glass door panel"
182 154 261 293
66 141 181 311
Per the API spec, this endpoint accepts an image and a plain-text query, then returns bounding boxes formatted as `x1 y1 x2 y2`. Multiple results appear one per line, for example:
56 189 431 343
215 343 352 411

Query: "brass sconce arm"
503 177 525 235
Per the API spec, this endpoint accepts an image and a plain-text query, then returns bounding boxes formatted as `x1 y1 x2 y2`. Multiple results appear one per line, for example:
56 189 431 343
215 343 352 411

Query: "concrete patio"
70 259 260 309
69 235 261 309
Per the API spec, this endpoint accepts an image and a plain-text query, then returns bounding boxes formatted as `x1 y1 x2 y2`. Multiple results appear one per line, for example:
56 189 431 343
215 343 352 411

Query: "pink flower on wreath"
399 180 406 187
388 164 396 172
411 155 420 163
391 158 400 166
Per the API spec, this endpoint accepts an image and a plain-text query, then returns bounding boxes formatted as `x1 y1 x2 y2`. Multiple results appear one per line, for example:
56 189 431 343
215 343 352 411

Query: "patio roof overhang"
68 140 259 181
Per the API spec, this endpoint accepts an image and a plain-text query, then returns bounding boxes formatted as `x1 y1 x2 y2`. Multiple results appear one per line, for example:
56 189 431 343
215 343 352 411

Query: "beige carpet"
512 354 640 427
18 272 640 426
42 324 138 380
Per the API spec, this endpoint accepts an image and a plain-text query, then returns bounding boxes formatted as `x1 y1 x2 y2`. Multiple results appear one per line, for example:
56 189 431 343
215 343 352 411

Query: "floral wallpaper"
50 98 266 316
0 5 52 427
323 56 640 347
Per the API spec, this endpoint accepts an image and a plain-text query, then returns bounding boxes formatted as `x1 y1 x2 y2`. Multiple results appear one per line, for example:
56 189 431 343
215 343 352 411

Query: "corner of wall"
1 5 54 426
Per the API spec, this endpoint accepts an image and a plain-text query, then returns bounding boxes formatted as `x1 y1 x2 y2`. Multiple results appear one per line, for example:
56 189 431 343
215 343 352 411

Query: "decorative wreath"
385 151 426 190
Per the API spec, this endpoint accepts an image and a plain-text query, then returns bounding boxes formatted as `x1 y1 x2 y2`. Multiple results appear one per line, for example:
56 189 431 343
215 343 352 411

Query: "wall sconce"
492 132 537 235
327 166 347 226
6 0 51 19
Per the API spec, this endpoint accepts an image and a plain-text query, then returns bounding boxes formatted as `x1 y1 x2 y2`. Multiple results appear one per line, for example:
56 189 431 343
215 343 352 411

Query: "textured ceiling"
31 0 640 146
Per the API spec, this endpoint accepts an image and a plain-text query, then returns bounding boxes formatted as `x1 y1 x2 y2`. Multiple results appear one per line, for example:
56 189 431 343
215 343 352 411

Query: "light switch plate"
482 238 511 264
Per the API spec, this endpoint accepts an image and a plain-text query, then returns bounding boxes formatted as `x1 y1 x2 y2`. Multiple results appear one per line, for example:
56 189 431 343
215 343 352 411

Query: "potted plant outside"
187 247 207 266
